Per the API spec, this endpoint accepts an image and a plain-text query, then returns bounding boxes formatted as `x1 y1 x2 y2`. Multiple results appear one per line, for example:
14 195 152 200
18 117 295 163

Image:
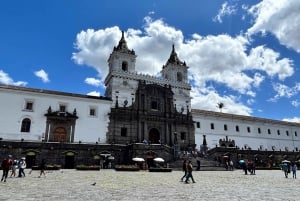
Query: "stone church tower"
105 32 195 149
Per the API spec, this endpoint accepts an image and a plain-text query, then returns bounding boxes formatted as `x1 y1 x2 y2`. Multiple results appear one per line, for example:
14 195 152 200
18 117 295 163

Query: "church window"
177 72 182 82
210 123 214 130
224 124 228 131
247 127 251 133
21 118 31 132
89 107 97 117
180 132 186 140
151 100 158 110
258 128 261 134
295 131 298 137
59 104 66 112
121 127 127 137
235 126 239 132
24 101 33 111
122 61 128 71
277 130 280 135
196 122 200 128
286 130 289 136
268 129 271 134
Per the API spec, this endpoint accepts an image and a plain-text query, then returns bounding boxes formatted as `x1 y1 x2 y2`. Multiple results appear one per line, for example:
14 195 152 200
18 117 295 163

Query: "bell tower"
161 45 191 114
104 31 138 107
161 45 188 83
107 31 136 73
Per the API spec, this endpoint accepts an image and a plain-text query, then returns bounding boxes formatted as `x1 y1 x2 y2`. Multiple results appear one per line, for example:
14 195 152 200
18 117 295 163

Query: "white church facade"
1 32 300 152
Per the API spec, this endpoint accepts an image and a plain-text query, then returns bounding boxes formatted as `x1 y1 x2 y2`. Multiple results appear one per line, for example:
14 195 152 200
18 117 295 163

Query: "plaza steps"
169 157 228 171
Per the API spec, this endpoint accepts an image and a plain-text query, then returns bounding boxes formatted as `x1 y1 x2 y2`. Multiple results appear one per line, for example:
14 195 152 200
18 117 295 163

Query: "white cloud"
34 69 49 83
247 46 294 80
291 100 300 107
191 86 252 116
85 77 102 87
247 0 300 52
269 83 300 102
87 91 101 97
282 117 300 123
72 16 295 115
0 70 27 86
213 1 237 23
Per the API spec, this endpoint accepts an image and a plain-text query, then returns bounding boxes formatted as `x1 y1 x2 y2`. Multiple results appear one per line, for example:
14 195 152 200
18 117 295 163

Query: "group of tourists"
1 155 26 182
281 162 297 179
1 155 47 182
239 159 256 175
180 160 196 184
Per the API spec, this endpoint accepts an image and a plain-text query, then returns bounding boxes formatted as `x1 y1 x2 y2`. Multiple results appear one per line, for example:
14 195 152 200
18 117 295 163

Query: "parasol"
154 157 165 163
132 157 145 162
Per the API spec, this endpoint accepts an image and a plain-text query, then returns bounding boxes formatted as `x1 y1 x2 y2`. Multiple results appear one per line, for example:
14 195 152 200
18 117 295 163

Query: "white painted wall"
193 111 300 151
0 86 112 143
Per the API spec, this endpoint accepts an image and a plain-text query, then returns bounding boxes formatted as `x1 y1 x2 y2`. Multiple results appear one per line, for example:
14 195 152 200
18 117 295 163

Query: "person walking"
185 160 196 184
18 157 26 177
291 163 297 179
196 159 201 171
180 160 187 182
1 155 13 182
39 159 46 177
281 163 289 178
10 159 18 177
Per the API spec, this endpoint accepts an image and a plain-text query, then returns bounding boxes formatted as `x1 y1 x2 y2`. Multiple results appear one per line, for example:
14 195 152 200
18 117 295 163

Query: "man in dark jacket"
185 160 196 183
1 155 13 182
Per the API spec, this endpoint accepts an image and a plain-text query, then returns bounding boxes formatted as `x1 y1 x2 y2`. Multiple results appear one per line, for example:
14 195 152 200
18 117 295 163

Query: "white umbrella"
282 160 291 163
154 157 164 163
100 153 111 157
108 156 115 160
239 159 245 164
132 157 145 162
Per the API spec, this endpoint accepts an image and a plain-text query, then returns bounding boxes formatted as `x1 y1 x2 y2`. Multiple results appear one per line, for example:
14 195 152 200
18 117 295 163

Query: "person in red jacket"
185 160 196 184
1 155 13 182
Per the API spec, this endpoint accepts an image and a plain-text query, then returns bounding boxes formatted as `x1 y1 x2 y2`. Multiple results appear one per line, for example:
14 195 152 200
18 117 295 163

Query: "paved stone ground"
0 169 299 201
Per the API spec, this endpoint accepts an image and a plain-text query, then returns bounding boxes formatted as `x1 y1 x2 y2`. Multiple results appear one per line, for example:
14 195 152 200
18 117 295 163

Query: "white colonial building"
1 31 300 152
0 85 111 143
192 109 300 152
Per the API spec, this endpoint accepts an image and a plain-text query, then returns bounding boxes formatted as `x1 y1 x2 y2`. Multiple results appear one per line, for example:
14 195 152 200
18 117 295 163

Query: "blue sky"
1 0 300 122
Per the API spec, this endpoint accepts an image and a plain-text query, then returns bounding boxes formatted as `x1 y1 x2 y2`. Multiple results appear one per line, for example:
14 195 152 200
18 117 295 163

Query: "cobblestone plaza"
0 169 299 201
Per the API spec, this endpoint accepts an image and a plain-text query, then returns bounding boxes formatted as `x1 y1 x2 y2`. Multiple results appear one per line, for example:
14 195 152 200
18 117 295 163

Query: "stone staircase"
169 157 227 171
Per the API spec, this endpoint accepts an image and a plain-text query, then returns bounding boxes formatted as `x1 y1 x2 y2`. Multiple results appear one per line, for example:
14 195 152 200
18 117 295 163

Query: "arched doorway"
64 151 75 169
53 127 67 142
148 128 160 144
25 151 37 168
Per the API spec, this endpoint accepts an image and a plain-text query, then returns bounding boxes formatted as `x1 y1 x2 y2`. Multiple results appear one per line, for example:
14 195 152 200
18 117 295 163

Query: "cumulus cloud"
247 0 300 52
213 1 237 23
87 91 101 97
0 70 27 86
247 46 294 80
191 86 252 116
34 69 49 83
282 117 300 123
85 77 102 87
72 16 295 116
269 83 300 102
291 100 300 107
